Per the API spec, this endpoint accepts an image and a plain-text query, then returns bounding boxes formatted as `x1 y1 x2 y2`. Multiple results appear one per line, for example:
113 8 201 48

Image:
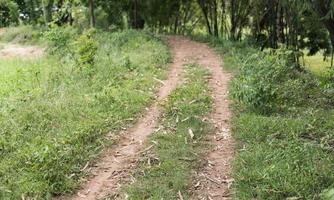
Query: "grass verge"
202 37 334 199
0 30 169 199
124 64 213 199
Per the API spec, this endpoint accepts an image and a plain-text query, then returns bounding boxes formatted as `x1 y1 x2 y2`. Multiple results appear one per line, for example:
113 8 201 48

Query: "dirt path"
0 44 44 59
190 41 235 200
63 36 197 200
63 36 234 200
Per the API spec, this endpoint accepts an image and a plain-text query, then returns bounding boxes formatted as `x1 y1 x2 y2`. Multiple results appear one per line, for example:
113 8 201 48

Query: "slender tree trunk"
221 0 226 38
197 0 212 35
331 49 334 68
230 0 237 40
30 0 36 23
213 0 219 37
42 0 53 24
173 2 181 34
174 14 179 34
134 0 138 28
89 0 95 28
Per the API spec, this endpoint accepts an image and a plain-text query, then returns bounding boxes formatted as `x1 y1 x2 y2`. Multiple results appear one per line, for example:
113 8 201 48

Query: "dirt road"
64 36 234 200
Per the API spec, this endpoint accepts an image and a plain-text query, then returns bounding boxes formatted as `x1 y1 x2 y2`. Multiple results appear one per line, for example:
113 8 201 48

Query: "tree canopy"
2 0 334 57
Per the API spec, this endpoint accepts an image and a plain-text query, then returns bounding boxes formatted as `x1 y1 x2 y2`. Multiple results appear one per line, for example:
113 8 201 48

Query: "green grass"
0 30 170 199
124 64 213 200
304 53 331 77
233 113 334 200
0 26 42 44
200 36 334 200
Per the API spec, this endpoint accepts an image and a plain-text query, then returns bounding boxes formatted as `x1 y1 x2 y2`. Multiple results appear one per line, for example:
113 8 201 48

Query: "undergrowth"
0 26 42 44
0 29 169 199
124 64 213 199
204 36 334 200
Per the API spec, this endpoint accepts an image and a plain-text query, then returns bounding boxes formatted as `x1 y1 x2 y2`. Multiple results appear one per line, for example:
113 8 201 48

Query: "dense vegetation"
199 37 334 199
2 0 334 199
2 0 334 58
0 28 169 198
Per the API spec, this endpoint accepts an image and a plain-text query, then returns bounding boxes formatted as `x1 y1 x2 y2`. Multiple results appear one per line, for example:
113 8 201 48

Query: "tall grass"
205 39 334 199
0 30 170 199
0 25 42 44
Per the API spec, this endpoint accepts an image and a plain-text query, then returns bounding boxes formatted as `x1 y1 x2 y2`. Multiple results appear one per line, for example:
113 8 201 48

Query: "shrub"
43 26 77 54
0 26 40 44
0 0 19 27
231 49 319 113
73 29 98 69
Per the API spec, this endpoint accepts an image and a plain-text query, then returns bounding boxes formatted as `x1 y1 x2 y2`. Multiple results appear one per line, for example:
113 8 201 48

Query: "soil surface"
190 40 235 200
61 36 234 200
0 44 44 59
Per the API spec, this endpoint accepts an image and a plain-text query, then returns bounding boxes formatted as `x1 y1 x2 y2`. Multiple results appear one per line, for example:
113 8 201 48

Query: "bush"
43 26 77 54
0 0 19 27
223 41 334 199
73 29 98 70
0 26 40 44
231 49 319 113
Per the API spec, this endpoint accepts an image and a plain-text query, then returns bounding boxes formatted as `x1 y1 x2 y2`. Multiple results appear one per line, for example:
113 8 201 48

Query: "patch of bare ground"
0 44 44 59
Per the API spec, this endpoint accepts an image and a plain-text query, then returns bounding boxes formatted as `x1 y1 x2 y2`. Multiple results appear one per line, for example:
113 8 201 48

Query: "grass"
199 36 334 199
0 25 42 44
124 64 213 200
304 53 332 77
233 113 334 200
0 29 170 199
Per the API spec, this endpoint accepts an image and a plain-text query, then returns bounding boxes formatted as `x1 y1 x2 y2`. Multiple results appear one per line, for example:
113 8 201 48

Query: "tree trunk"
197 0 212 35
311 0 334 55
42 0 53 24
89 0 95 28
29 0 36 23
230 0 237 40
212 0 219 37
221 0 226 38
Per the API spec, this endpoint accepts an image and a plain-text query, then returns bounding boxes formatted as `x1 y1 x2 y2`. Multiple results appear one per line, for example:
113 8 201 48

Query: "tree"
0 0 19 27
197 0 219 37
308 0 334 66
230 0 251 40
42 0 54 24
89 0 95 27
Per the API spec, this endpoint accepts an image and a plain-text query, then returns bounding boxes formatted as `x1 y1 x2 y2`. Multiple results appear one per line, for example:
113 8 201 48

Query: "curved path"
62 36 234 200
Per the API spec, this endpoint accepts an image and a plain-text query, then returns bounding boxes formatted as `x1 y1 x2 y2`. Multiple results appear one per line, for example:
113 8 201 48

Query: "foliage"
1 0 333 59
209 38 334 200
0 0 18 27
231 49 320 113
73 29 97 69
0 29 170 199
0 26 41 44
233 112 334 200
125 64 213 199
42 26 78 54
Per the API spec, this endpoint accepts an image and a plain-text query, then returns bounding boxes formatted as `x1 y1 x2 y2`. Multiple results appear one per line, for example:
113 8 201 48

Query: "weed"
0 26 41 44
0 29 169 199
125 64 213 200
205 37 334 200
